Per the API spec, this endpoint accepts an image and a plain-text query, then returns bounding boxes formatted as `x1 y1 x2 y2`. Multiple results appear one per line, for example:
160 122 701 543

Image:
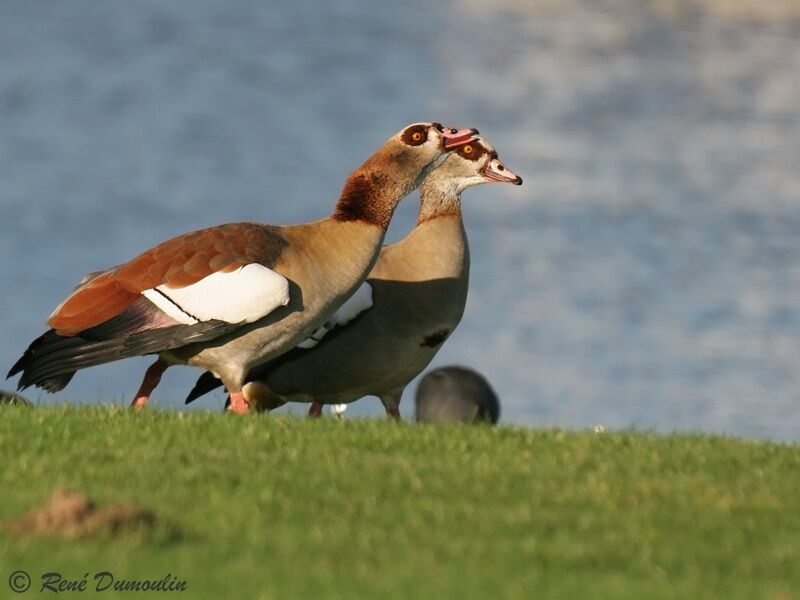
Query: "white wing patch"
142 263 290 325
296 282 373 349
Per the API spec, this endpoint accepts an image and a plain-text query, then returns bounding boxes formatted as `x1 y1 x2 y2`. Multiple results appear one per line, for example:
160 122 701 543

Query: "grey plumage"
415 366 500 425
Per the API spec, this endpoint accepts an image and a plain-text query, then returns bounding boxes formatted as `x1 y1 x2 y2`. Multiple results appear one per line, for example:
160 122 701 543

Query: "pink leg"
380 392 403 421
308 402 323 418
229 391 250 415
130 358 168 410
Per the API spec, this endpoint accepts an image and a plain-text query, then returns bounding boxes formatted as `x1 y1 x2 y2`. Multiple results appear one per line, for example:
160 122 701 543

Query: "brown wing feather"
48 223 288 335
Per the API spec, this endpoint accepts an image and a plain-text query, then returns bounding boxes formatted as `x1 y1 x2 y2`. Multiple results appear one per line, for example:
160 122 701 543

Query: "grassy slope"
0 406 798 599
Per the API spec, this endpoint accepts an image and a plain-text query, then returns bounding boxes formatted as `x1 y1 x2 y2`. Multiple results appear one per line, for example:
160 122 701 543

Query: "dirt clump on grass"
6 489 156 539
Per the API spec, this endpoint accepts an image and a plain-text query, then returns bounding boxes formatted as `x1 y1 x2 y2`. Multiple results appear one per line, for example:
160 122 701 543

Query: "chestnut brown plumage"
49 224 288 335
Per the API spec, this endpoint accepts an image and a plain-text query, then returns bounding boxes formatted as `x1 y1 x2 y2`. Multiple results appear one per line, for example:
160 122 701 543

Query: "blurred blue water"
2 1 799 440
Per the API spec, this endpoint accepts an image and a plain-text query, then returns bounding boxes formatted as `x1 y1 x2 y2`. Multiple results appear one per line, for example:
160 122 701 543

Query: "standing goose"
186 136 521 416
8 122 478 413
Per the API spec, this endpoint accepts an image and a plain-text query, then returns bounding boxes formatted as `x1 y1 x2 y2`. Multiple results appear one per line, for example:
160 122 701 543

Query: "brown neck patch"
334 171 392 229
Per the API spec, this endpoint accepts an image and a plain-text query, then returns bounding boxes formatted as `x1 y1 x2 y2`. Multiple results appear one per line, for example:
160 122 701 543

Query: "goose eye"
402 126 429 146
463 145 473 154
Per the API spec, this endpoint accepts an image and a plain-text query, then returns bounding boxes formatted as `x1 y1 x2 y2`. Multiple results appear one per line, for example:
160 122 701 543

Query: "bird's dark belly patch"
420 329 450 348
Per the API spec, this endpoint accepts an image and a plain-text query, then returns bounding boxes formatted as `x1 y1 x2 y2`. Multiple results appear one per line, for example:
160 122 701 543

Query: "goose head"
420 136 523 197
336 122 480 227
369 122 480 184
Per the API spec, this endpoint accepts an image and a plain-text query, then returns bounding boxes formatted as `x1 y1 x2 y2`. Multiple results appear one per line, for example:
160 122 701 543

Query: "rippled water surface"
2 1 799 440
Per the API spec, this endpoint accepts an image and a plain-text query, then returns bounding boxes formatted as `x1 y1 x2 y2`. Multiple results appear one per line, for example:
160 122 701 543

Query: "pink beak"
483 158 523 185
441 126 480 150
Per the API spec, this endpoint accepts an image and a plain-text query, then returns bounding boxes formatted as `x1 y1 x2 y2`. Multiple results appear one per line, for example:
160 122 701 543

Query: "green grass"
0 406 798 599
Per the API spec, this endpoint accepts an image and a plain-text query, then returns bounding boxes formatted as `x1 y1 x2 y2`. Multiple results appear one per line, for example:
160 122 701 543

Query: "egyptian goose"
8 123 479 413
185 137 521 417
415 366 500 424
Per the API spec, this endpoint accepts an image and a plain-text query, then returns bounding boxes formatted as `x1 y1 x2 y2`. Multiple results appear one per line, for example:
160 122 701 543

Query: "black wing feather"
9 321 238 393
